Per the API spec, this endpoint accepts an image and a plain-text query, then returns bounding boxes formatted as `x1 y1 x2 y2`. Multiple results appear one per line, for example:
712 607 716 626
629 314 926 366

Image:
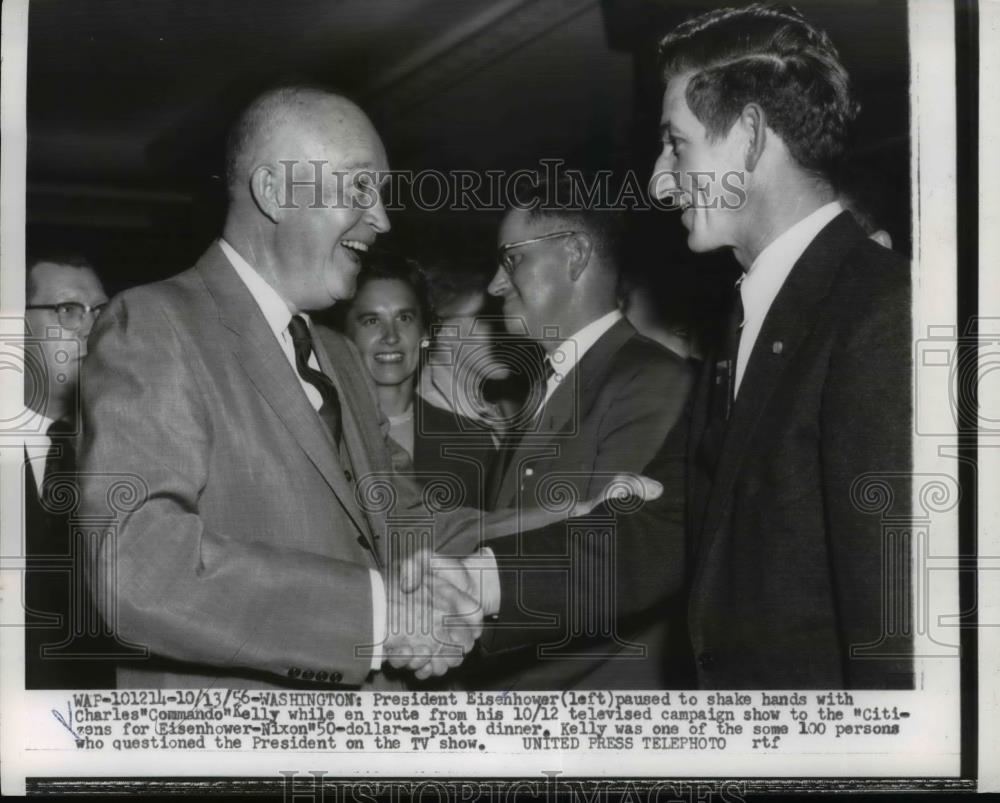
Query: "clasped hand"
383 548 484 680
381 471 663 679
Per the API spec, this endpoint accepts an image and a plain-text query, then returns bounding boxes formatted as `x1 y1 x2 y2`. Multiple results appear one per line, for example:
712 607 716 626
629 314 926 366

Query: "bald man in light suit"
80 87 481 689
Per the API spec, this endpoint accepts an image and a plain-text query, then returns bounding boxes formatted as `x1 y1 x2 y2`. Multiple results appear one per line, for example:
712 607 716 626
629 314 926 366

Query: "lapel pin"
772 341 783 354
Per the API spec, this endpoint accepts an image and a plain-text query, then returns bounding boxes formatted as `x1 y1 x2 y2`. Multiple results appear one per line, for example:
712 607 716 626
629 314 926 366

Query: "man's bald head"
220 86 391 312
224 87 374 202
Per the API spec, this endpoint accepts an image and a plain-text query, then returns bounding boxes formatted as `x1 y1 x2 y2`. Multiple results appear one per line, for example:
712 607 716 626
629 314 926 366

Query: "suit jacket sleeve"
428 346 695 558
822 259 913 688
483 412 689 653
585 353 693 498
80 298 375 685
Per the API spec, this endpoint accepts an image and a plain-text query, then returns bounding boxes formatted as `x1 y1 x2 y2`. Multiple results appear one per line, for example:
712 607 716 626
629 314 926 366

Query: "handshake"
379 472 663 679
382 547 487 680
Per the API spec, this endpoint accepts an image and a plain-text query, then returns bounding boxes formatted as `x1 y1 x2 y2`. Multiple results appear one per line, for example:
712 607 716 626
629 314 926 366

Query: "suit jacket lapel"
312 331 389 565
542 317 635 436
197 245 374 550
695 212 863 555
492 318 637 509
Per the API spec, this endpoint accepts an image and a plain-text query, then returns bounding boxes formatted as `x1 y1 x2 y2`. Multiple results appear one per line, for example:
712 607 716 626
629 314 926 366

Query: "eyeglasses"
26 302 107 331
497 230 577 275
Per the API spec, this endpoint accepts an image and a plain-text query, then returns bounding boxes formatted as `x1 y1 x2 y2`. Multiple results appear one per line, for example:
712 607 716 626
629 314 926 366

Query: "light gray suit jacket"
80 243 407 690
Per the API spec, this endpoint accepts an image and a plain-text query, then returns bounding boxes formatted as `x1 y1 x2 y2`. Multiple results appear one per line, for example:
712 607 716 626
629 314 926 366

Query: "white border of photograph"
977 0 999 793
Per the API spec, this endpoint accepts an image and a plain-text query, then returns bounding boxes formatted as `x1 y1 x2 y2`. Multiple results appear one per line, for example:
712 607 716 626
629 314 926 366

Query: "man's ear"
249 163 282 223
739 103 767 172
566 232 594 281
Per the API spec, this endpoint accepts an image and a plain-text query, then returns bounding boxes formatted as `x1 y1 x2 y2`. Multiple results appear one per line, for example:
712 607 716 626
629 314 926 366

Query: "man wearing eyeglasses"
24 256 107 428
23 254 112 688
460 176 693 689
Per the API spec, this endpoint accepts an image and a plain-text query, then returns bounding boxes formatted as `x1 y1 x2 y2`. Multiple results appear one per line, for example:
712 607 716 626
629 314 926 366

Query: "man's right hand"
572 473 663 517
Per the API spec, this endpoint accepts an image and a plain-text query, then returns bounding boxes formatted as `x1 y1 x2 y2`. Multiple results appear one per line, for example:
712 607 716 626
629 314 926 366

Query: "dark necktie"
716 280 745 420
42 418 76 512
288 315 343 448
696 284 744 479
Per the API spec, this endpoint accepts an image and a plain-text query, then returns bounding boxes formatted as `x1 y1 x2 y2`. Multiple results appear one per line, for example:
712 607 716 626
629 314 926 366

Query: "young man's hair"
658 3 858 181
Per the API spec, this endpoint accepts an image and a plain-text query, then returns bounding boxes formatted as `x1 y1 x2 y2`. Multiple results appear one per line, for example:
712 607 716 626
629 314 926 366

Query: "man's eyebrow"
659 122 672 139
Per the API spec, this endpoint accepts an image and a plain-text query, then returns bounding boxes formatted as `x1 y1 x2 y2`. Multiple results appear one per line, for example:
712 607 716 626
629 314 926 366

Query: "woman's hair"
329 248 431 331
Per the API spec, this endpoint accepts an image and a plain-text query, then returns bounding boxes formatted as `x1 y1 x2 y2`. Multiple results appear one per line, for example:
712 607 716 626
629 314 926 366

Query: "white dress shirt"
735 202 843 396
540 309 623 411
219 239 386 672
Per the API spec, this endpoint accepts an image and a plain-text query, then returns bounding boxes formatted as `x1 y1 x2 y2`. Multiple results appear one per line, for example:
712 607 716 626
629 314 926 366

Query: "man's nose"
381 321 399 344
365 194 391 235
649 153 678 200
76 313 98 339
487 266 509 297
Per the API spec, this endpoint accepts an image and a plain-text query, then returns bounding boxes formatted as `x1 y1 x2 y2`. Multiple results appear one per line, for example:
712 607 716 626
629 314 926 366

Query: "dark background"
26 0 910 330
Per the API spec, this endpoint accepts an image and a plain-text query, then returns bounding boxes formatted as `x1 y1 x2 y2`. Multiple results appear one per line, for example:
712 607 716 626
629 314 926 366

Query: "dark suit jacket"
475 317 694 689
411 396 496 511
484 213 913 691
685 212 912 689
79 243 410 690
24 455 117 689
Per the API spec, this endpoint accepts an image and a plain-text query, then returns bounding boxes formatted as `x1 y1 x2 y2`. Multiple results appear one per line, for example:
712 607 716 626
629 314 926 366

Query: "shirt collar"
31 412 57 437
218 238 308 338
741 201 843 322
548 309 622 378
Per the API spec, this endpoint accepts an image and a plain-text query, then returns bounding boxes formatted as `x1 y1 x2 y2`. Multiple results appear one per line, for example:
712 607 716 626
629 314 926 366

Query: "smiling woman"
331 251 494 507
339 252 430 442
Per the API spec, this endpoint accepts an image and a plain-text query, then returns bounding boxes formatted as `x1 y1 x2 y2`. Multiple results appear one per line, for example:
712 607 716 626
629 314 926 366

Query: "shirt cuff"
475 547 501 618
369 568 386 672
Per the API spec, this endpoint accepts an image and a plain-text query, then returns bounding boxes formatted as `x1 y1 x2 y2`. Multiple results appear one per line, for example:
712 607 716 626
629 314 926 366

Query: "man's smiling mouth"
339 240 371 265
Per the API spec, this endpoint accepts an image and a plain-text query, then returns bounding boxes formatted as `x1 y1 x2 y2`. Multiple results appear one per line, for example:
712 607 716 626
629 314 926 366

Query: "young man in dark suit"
454 3 912 691
647 3 912 689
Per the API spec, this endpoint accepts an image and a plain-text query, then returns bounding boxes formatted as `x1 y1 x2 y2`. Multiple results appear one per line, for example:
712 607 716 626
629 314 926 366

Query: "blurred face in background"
345 278 424 389
431 289 512 382
24 261 108 418
624 283 692 361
